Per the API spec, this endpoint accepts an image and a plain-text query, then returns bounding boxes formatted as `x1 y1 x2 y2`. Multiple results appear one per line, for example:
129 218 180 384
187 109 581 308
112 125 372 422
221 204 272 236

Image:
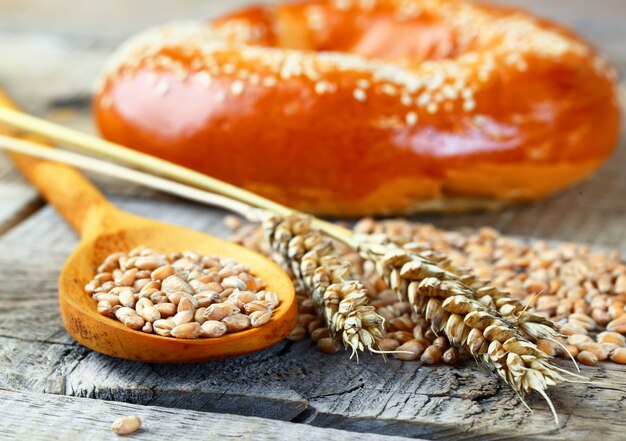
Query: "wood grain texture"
0 389 412 441
0 1 624 439
0 197 625 440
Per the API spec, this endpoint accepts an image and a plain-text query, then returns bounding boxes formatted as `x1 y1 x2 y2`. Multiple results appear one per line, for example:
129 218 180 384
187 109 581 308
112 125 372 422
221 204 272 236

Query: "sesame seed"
405 111 418 126
231 81 245 96
401 94 412 106
315 81 329 95
441 85 457 100
196 71 212 88
356 79 371 89
222 63 236 74
333 0 351 10
463 99 476 112
381 84 397 96
426 103 438 114
215 91 226 102
262 76 277 87
249 73 260 85
155 79 170 96
353 88 367 102
416 93 431 107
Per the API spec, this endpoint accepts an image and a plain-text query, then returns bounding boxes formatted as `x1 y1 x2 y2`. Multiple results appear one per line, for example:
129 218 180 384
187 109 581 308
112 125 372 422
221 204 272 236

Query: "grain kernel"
177 296 195 313
432 336 447 350
561 321 588 335
442 347 459 364
195 307 207 324
394 341 425 361
579 342 610 361
421 345 442 364
151 264 175 281
201 320 228 337
389 331 413 344
577 350 598 366
171 322 203 339
307 320 320 334
606 315 626 333
116 268 138 286
378 338 400 351
318 337 340 353
135 256 164 270
111 415 141 435
563 344 579 358
204 303 239 321
222 276 247 290
222 313 251 332
162 275 193 295
115 307 144 330
536 339 557 357
610 347 626 364
172 310 194 326
139 306 161 322
97 300 113 315
155 302 177 318
249 310 271 327
287 324 306 341
118 288 135 308
310 327 330 342
597 331 626 347
568 333 593 347
194 291 217 308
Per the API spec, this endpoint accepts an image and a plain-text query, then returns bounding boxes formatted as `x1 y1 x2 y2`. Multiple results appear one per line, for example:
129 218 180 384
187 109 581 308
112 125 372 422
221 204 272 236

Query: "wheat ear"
401 241 564 345
358 238 582 422
262 214 384 357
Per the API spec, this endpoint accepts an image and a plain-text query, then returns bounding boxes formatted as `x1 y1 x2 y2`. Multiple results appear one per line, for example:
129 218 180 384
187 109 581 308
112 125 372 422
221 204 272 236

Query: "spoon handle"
0 91 117 237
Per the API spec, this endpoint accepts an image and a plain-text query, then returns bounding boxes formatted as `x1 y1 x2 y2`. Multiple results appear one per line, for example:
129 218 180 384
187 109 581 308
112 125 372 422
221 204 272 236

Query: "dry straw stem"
262 214 384 357
357 237 583 422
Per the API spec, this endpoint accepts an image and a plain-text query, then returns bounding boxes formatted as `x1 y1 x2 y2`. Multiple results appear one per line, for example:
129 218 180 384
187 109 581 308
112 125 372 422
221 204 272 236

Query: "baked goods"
94 0 621 216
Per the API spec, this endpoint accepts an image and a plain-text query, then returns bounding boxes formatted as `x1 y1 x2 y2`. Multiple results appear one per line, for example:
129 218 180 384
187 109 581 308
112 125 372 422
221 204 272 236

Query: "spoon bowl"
60 209 297 363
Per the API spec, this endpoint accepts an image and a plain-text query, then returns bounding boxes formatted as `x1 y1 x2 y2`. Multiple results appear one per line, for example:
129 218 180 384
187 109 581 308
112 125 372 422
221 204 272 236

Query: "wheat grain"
86 248 277 338
111 415 141 435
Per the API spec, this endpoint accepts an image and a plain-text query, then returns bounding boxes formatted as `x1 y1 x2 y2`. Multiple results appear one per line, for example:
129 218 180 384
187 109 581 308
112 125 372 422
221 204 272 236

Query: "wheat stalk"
357 236 583 422
0 123 583 422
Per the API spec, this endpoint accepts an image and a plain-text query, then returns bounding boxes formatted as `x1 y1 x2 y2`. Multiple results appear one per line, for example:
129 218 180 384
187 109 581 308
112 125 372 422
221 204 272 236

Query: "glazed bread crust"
94 0 621 216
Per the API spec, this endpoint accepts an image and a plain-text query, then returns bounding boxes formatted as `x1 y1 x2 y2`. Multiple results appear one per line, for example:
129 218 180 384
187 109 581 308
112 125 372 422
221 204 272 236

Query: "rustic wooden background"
0 1 624 439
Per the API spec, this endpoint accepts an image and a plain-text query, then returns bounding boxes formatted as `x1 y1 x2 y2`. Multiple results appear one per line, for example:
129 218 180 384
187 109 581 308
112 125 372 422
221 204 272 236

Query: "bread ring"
94 0 621 216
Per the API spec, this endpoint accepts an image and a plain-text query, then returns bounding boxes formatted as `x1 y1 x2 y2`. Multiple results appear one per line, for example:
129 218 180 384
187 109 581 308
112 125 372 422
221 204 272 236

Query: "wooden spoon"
0 91 297 363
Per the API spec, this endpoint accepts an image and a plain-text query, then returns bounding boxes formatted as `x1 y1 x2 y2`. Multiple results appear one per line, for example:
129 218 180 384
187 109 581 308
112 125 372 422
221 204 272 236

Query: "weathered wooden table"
0 1 625 439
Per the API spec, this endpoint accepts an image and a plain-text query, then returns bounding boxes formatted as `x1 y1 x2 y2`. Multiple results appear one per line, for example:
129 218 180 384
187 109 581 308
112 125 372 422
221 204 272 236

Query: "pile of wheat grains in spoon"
85 247 279 339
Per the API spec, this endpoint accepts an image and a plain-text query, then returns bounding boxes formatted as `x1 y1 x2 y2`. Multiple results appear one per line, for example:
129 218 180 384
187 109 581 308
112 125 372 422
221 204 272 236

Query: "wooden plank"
0 155 40 234
0 2 624 438
0 197 625 440
0 389 411 441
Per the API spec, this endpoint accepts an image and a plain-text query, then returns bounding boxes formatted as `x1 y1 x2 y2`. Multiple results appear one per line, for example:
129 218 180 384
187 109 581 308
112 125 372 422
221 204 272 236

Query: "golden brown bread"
94 0 621 216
